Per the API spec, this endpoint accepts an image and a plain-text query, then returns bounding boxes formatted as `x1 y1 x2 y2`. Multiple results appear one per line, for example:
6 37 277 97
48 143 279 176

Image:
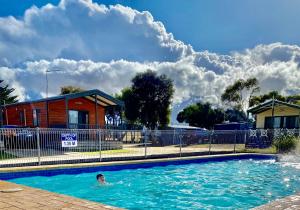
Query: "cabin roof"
2 89 124 107
247 99 300 114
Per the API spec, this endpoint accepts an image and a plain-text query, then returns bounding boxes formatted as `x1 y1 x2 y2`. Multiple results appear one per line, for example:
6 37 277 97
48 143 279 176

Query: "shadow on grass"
0 151 16 160
239 146 277 154
81 149 134 155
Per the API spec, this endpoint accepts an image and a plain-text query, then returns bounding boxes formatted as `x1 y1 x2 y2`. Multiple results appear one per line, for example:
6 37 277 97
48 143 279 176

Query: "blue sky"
0 0 300 122
1 0 300 53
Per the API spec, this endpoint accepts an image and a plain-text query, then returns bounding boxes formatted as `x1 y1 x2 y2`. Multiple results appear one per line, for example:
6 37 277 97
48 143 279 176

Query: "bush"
273 135 298 153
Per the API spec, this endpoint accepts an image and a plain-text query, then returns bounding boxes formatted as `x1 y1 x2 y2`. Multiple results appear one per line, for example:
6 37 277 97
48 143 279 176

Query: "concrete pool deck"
0 180 121 210
253 193 300 210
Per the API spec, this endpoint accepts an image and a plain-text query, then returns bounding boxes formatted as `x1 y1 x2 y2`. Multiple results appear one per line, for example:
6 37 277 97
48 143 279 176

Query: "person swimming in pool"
96 174 106 184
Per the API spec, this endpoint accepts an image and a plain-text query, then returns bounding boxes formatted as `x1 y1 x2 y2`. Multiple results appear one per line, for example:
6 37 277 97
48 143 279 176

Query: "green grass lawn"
0 151 16 160
240 146 277 154
81 149 134 155
187 144 245 150
185 143 277 154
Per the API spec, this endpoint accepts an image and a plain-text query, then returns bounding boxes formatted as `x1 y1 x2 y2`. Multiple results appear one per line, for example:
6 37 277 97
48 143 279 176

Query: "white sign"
61 133 77 147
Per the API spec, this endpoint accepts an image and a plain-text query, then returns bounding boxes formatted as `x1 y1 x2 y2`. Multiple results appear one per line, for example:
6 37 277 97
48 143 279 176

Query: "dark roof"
2 89 124 107
247 99 300 114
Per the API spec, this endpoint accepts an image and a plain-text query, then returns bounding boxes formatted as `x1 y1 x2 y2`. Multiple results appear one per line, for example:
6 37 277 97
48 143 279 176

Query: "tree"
60 86 85 95
0 79 18 126
116 88 139 124
225 109 247 122
249 91 286 107
0 80 18 105
287 94 300 103
221 78 260 111
132 70 174 129
248 91 300 107
119 70 174 129
177 102 224 129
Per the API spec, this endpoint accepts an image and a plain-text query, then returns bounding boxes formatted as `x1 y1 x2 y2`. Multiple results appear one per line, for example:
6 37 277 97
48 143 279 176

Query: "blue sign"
61 133 77 147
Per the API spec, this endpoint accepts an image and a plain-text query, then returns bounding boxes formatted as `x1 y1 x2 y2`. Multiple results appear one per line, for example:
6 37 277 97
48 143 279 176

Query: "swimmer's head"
96 174 105 183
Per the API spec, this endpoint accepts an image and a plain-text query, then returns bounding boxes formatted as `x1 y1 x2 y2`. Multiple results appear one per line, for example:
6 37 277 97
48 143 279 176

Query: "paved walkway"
0 181 121 210
253 193 300 210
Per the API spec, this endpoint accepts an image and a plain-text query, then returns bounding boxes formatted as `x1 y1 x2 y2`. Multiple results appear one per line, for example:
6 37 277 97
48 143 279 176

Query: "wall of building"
4 102 48 127
48 98 105 127
256 106 300 128
47 99 65 127
4 97 105 128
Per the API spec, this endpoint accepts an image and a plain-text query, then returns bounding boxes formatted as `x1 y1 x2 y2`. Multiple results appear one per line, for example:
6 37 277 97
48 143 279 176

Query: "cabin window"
68 110 89 128
69 110 79 125
273 117 281 128
265 117 280 129
265 116 300 129
285 116 300 129
33 109 41 127
19 111 24 125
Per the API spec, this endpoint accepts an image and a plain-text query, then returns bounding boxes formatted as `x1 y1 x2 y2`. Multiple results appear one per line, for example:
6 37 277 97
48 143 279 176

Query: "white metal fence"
0 128 299 167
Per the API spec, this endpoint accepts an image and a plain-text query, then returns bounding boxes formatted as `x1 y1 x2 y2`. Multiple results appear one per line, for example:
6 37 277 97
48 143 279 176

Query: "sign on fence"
61 133 77 147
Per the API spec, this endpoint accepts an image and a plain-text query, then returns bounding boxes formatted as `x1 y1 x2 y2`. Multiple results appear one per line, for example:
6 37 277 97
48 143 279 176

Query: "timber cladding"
4 97 105 128
5 102 47 127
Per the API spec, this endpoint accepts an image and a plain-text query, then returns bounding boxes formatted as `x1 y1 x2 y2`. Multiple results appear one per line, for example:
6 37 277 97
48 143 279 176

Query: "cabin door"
78 111 89 128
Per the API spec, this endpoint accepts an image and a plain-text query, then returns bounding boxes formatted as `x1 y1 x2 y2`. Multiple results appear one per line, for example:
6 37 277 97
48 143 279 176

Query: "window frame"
68 110 89 125
264 115 300 129
33 109 41 127
19 111 24 125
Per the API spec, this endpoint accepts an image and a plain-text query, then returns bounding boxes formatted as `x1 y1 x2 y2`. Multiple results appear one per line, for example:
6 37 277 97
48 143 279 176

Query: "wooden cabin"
248 99 300 129
0 89 124 128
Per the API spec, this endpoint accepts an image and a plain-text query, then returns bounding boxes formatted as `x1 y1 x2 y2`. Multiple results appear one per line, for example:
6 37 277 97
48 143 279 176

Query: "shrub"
273 135 298 153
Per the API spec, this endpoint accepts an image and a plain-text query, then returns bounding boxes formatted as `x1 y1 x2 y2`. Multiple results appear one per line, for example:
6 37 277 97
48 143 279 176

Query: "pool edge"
252 192 300 210
0 153 276 174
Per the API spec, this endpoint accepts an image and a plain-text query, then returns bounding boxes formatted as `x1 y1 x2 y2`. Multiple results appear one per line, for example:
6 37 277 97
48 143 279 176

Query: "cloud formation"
0 0 300 123
0 0 193 66
1 42 300 122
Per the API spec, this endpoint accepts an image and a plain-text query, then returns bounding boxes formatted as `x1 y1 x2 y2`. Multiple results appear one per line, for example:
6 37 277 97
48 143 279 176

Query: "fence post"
277 130 280 154
179 130 182 157
244 130 247 148
98 129 102 162
233 130 237 153
208 130 212 155
173 129 175 145
144 130 148 158
0 128 1 141
36 127 41 165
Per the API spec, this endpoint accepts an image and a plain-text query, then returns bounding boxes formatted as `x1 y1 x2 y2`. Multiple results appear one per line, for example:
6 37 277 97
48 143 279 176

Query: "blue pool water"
8 157 300 209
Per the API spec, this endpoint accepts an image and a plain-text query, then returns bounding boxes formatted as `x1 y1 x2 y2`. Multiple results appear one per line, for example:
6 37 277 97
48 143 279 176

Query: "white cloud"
0 0 300 123
1 42 300 122
0 0 193 66
0 67 27 101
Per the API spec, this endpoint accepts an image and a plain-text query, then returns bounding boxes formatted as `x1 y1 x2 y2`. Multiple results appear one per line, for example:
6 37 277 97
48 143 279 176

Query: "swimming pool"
4 155 300 209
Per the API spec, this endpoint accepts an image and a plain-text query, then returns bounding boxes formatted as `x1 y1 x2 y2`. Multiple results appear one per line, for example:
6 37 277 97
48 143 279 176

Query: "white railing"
0 128 299 167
